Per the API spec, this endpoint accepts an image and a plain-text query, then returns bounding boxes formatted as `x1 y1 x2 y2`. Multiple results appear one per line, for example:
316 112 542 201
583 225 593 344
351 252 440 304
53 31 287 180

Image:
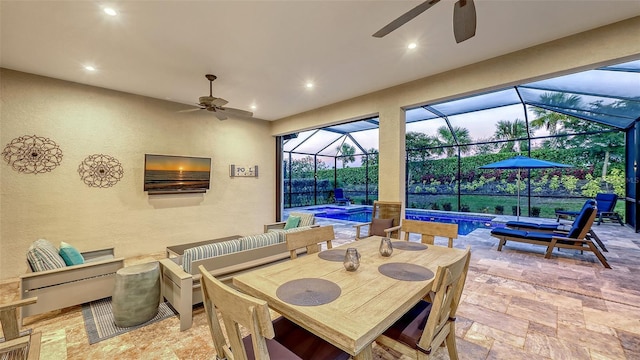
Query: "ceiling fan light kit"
372 0 476 43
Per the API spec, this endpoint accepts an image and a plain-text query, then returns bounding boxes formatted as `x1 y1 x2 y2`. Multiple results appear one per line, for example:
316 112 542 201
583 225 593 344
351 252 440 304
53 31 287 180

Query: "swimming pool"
311 207 496 235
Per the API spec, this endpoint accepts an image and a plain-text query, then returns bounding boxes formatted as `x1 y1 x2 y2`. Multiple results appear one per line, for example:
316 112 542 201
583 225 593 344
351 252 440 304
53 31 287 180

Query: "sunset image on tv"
144 154 211 192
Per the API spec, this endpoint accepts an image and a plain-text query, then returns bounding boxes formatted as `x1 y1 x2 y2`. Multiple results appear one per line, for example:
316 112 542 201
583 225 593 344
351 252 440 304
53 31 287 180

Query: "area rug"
82 297 177 344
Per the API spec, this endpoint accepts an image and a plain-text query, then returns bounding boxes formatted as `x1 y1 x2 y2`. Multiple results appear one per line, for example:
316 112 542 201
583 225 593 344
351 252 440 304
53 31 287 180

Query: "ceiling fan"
372 0 476 43
182 74 253 120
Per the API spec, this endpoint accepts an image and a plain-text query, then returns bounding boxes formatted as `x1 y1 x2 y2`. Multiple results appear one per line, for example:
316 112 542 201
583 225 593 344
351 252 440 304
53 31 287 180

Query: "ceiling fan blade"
211 97 228 107
219 107 253 118
214 111 228 121
453 0 476 43
372 0 441 38
178 108 204 113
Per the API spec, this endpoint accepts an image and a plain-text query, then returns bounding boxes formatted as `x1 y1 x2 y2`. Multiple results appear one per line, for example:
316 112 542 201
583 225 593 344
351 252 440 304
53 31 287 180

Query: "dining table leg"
354 344 373 360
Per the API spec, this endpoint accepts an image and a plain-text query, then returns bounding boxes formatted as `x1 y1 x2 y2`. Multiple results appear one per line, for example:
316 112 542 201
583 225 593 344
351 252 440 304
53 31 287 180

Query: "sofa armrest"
81 247 115 261
264 221 286 232
159 259 193 331
20 257 124 290
19 257 124 322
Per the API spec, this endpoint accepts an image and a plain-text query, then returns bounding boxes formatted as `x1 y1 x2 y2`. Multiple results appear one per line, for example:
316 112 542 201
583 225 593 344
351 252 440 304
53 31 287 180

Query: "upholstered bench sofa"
20 239 124 324
159 221 316 331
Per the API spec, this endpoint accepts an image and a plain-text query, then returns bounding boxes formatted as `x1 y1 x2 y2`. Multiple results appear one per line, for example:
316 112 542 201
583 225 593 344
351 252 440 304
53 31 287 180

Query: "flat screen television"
144 154 211 193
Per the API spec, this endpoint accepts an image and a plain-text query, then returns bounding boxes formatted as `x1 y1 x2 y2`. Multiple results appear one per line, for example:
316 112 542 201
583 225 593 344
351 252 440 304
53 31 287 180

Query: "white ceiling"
2 1 639 121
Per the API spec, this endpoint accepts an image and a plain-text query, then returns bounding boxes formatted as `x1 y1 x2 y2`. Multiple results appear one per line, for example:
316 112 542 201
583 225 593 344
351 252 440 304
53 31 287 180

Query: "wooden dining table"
233 236 467 360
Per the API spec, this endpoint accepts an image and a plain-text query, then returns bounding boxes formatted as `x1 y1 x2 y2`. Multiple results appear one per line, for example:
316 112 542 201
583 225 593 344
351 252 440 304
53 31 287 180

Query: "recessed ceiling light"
306 82 314 89
84 65 96 72
250 105 257 110
103 8 117 16
408 43 417 49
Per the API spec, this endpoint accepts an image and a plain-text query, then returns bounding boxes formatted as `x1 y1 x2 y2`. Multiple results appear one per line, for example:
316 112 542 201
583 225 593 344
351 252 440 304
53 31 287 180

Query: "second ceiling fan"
373 0 476 43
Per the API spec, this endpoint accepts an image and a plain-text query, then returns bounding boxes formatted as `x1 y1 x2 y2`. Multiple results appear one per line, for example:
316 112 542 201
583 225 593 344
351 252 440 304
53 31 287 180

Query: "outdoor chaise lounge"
491 203 610 268
505 199 607 252
555 193 624 226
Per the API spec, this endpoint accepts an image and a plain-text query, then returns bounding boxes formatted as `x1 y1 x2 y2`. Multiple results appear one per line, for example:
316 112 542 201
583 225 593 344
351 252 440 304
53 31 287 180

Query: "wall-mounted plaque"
230 165 258 177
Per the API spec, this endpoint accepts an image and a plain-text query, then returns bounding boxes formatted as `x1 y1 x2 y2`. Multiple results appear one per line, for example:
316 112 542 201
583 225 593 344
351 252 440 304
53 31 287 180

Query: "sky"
145 154 211 172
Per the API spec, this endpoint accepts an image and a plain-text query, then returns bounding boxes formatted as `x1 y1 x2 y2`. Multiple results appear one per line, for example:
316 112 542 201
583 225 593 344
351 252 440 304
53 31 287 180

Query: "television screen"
144 154 211 193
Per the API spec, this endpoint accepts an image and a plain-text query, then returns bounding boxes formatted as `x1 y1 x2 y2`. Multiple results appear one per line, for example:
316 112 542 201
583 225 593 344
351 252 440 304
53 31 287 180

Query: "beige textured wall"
0 69 275 280
271 17 640 203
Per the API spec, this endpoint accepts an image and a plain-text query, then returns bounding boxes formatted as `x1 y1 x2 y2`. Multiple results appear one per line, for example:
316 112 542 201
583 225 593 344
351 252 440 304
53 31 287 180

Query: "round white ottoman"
112 262 160 327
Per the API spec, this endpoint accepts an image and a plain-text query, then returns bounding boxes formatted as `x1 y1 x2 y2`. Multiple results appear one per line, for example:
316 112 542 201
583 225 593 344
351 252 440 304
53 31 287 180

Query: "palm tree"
406 132 440 162
529 93 583 148
493 119 528 153
435 126 471 157
336 143 356 168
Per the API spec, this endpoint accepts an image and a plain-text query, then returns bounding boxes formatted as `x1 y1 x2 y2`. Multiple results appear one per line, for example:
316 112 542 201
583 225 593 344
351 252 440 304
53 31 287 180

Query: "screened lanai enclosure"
280 60 640 230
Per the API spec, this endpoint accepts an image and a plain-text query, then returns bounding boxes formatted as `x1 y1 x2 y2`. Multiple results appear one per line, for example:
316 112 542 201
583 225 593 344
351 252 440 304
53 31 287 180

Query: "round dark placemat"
378 263 434 281
318 249 347 262
392 241 428 251
276 278 341 306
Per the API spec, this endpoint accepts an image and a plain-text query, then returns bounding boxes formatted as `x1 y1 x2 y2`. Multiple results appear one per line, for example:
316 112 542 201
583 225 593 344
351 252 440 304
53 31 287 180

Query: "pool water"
312 207 495 235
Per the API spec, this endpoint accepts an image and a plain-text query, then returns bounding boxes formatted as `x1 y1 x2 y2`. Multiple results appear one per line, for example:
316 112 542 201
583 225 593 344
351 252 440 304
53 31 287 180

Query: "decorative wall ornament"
230 165 258 177
78 154 124 188
2 134 63 174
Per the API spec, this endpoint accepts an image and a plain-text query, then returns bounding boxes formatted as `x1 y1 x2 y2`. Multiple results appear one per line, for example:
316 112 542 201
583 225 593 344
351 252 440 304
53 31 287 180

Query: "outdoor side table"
112 262 160 327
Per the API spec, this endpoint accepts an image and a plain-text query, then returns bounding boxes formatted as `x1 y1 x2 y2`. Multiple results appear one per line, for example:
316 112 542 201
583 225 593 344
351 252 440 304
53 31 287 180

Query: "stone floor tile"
558 323 626 359
506 296 558 329
584 307 640 336
488 340 550 360
457 303 529 337
465 322 526 349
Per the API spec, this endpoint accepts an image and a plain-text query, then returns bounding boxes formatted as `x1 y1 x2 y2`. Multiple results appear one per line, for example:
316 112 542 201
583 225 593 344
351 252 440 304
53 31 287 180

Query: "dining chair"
285 225 335 259
375 246 471 360
353 201 403 240
0 297 41 360
198 265 349 360
386 219 458 248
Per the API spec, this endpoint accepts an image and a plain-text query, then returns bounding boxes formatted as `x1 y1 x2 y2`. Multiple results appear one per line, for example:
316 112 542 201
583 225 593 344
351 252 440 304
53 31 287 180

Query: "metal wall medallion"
78 154 124 188
2 135 63 174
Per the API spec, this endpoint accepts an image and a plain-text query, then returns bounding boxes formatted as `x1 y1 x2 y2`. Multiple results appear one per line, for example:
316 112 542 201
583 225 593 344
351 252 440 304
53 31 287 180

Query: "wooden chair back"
372 201 403 237
199 265 275 360
285 226 335 259
419 246 471 359
398 219 458 248
376 247 471 359
0 298 41 360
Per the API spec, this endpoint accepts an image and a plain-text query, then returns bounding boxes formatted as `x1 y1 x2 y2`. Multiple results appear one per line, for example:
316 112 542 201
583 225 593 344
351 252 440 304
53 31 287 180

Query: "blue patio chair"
491 203 610 268
506 199 607 252
555 193 623 226
333 188 350 205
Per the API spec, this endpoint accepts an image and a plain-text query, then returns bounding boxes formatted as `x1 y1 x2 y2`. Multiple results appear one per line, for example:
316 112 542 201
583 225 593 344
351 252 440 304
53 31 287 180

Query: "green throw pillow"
59 241 85 266
284 216 301 230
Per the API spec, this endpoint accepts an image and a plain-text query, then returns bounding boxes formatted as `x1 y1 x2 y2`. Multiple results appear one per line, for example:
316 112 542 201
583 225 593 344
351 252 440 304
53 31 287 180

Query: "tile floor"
2 216 639 359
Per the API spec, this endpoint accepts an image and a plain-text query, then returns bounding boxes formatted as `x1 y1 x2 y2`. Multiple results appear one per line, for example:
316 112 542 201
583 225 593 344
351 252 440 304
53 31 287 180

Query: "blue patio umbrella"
479 155 572 219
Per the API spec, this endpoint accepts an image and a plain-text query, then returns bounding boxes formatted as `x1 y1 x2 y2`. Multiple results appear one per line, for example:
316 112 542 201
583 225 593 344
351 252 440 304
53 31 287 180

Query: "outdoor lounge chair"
555 193 624 226
506 199 608 252
491 203 611 268
333 188 350 205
